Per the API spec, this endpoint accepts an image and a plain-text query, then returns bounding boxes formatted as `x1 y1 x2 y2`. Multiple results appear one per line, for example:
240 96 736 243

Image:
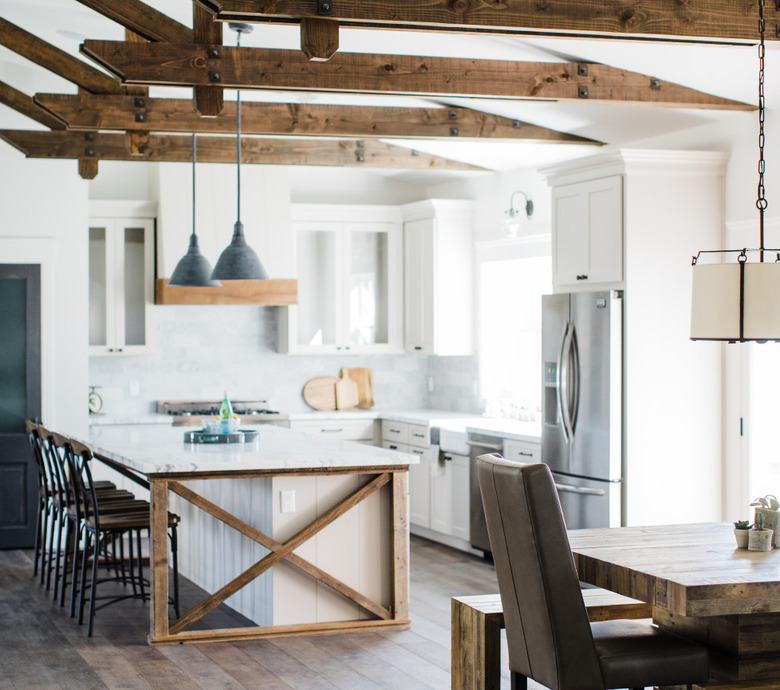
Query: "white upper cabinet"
402 200 475 355
282 204 403 354
89 202 155 355
551 175 623 291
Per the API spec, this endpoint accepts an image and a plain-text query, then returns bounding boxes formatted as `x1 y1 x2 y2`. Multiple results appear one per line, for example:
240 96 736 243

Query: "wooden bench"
451 589 653 690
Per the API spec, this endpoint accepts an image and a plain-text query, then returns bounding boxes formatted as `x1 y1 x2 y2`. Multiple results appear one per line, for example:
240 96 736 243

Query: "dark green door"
0 265 41 549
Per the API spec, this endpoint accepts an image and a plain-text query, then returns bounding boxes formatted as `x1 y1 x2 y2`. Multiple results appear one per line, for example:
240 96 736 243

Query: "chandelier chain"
758 0 767 259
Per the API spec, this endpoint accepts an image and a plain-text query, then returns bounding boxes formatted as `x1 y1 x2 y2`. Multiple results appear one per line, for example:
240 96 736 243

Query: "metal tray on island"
183 429 259 444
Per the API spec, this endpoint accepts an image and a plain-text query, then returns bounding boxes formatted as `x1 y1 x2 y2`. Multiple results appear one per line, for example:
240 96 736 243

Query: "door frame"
0 238 56 425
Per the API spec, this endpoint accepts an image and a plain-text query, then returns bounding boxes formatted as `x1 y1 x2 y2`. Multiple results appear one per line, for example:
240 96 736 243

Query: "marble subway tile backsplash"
89 306 482 417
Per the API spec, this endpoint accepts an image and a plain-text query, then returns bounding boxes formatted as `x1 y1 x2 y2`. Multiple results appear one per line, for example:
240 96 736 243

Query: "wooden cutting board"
302 376 338 411
342 368 375 409
335 373 359 410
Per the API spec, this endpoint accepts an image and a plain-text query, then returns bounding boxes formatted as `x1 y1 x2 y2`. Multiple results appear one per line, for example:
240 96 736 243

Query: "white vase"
749 529 774 552
754 508 780 548
734 528 750 548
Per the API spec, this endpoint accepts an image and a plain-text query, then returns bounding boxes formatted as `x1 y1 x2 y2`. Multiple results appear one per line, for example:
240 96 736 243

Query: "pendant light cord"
191 133 197 239
758 0 767 262
236 30 242 225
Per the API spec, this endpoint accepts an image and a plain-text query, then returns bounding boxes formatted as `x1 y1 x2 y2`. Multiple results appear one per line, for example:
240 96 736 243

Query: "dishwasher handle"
554 482 606 497
465 440 503 452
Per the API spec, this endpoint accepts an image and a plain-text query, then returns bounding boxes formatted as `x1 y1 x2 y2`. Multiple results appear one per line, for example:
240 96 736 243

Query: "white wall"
0 145 90 436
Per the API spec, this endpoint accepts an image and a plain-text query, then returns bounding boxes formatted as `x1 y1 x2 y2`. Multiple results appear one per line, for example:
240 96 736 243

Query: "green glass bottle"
219 392 233 432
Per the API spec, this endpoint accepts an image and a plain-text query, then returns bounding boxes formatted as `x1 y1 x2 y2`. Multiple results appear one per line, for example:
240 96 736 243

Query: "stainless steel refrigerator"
541 291 623 530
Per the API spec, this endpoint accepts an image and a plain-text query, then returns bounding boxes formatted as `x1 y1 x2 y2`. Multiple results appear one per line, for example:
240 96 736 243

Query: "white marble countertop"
89 413 174 426
87 424 417 475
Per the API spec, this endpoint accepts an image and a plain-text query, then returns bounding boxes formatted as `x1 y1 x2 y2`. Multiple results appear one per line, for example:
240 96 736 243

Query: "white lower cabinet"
382 420 470 547
430 451 470 541
503 439 540 464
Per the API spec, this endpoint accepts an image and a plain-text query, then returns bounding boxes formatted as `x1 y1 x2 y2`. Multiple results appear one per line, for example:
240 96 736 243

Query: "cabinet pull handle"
412 449 424 455
465 440 503 451
321 428 343 433
388 444 398 450
576 274 589 281
412 433 425 438
443 455 452 462
517 451 534 457
389 429 401 434
414 346 422 350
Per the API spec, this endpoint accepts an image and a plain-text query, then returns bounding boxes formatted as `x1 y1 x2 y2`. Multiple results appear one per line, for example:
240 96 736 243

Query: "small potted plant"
749 512 774 552
734 520 752 548
750 494 780 548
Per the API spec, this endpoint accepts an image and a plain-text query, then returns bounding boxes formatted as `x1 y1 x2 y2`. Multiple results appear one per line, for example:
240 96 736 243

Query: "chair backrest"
66 438 102 531
476 454 604 690
25 420 47 497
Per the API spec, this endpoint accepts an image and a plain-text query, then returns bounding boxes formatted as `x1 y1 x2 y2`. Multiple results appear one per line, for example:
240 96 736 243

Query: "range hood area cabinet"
279 204 404 355
402 200 475 356
88 201 155 355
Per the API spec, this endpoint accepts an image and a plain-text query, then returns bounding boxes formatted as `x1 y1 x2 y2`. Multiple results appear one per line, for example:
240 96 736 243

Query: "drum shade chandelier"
690 0 780 342
168 134 221 287
211 22 269 281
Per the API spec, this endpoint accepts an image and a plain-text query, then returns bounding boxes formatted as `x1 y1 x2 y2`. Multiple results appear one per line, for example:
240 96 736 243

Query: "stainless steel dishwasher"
467 431 504 554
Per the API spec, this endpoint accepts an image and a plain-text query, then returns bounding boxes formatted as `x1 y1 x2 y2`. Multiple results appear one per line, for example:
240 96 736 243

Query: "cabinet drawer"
503 440 540 464
293 419 376 441
408 424 430 448
382 421 409 444
382 440 409 453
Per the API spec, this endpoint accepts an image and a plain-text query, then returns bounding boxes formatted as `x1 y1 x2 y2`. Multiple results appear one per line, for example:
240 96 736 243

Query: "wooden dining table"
569 522 780 688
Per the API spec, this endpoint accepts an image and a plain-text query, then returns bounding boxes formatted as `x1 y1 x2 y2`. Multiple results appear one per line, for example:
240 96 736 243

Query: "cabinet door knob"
576 274 589 281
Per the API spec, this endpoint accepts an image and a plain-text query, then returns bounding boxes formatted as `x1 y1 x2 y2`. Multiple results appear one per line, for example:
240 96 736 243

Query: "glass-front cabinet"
89 202 155 355
283 204 402 354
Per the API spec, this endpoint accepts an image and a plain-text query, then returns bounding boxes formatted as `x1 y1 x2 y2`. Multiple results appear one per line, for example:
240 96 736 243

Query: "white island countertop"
87 424 417 476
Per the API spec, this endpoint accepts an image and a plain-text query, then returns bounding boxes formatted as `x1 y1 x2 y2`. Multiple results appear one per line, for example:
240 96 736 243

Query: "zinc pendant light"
690 0 780 343
210 22 269 281
168 134 221 287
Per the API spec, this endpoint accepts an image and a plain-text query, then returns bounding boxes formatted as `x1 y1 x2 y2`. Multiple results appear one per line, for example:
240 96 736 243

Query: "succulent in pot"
749 511 774 552
734 520 752 548
750 494 780 548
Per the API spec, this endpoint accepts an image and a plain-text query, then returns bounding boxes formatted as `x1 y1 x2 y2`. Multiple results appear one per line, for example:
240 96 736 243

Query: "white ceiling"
0 0 772 179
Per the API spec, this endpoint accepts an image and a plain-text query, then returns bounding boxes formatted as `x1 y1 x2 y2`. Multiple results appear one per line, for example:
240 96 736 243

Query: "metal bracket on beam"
449 109 458 120
134 97 146 108
208 46 221 59
210 71 222 83
411 149 419 157
450 127 459 136
578 86 589 99
318 0 333 16
135 112 147 123
578 64 589 76
85 147 96 157
512 120 522 129
650 79 661 90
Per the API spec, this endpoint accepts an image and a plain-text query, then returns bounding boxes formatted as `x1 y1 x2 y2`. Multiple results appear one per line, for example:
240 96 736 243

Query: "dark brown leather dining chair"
476 454 709 690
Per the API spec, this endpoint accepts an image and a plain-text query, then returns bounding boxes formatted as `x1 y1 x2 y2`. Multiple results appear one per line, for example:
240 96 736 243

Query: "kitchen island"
86 424 415 645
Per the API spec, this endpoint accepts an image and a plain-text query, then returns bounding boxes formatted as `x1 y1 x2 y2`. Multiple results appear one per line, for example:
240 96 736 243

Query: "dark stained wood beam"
0 18 122 94
193 4 224 117
0 130 486 170
0 82 66 130
196 0 779 44
33 93 601 144
300 18 339 62
80 41 754 111
74 0 193 43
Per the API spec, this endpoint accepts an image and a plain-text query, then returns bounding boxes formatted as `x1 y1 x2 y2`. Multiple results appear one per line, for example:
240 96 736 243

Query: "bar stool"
66 438 180 637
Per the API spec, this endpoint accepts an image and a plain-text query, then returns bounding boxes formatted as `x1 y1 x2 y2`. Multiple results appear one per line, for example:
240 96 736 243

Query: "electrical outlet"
280 490 296 514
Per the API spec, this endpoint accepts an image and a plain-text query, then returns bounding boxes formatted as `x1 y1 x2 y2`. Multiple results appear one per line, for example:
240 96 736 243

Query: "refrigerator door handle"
554 482 606 497
569 323 580 434
559 322 575 444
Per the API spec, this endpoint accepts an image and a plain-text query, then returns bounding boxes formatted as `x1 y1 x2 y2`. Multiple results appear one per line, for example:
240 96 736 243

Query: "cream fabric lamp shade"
691 261 780 341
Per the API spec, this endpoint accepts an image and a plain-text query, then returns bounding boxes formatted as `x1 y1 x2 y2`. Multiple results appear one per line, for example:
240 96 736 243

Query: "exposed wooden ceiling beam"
74 0 194 43
300 18 339 62
0 17 122 94
0 130 486 170
193 4 224 116
0 82 67 130
33 93 601 144
196 0 776 44
80 41 754 111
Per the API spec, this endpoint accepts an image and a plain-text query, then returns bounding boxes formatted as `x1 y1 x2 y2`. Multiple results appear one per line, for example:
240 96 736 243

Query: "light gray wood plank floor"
0 537 540 689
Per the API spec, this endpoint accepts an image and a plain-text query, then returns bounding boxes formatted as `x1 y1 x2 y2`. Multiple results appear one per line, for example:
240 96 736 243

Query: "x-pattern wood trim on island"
84 424 413 646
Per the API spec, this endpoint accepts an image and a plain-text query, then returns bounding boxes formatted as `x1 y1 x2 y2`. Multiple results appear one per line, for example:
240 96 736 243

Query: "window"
477 237 551 420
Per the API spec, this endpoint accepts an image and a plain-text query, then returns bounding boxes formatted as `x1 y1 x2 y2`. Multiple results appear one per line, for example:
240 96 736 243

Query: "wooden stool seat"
451 589 653 689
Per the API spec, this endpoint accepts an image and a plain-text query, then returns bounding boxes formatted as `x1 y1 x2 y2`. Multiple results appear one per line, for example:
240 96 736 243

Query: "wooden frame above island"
87 424 413 645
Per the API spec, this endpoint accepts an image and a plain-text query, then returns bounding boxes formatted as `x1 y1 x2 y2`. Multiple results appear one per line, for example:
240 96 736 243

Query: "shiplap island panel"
87 424 415 644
